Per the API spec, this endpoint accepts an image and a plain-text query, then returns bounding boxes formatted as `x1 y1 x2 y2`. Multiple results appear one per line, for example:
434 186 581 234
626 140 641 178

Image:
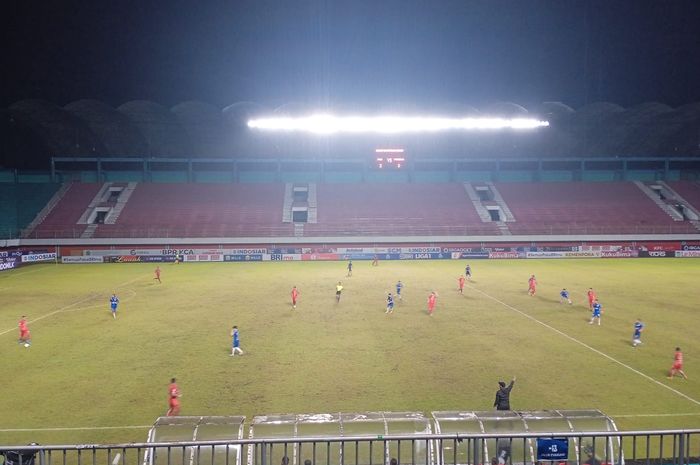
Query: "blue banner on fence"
536 438 568 460
398 253 449 260
224 254 264 262
269 248 303 254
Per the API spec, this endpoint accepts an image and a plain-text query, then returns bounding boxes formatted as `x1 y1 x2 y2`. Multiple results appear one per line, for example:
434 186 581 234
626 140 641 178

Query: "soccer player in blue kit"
395 280 404 300
385 293 395 314
632 319 644 346
589 299 602 325
109 293 119 319
559 288 572 305
230 326 243 356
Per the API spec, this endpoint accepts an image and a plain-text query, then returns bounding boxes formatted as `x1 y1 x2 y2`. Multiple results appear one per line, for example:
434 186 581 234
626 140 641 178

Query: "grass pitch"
1 258 699 445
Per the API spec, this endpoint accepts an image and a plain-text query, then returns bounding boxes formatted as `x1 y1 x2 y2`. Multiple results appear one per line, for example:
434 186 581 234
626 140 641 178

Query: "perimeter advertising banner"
86 248 267 256
638 250 676 258
489 251 523 259
107 255 176 263
183 254 224 262
675 250 700 258
21 252 57 263
451 251 490 259
62 256 104 263
223 254 264 262
600 250 639 258
526 251 601 259
0 256 19 272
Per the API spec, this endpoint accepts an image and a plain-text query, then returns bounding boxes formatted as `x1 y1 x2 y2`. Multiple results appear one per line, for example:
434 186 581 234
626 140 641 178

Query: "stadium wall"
3 238 700 269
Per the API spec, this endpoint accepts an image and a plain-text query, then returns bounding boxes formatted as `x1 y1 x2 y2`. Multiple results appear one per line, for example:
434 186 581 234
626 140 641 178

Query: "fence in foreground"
1 430 699 465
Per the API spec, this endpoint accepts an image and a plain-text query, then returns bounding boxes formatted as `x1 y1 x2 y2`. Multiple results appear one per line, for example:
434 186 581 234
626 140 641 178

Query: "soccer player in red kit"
587 288 597 309
528 275 537 296
154 266 161 283
457 276 466 295
167 378 181 416
291 286 299 309
427 292 438 316
18 316 31 346
668 347 688 380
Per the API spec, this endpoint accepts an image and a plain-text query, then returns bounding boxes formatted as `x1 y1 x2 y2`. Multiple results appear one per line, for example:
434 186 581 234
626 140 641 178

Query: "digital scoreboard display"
375 148 405 169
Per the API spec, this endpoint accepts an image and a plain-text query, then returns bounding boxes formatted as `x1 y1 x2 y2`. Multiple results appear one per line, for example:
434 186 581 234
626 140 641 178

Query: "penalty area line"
0 274 147 337
467 285 700 407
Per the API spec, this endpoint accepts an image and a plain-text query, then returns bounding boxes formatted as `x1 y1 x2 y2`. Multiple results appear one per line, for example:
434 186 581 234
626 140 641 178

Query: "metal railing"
1 430 698 465
14 222 699 240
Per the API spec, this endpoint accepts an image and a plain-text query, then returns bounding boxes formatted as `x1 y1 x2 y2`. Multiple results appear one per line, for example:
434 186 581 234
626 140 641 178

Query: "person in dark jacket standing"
494 377 516 410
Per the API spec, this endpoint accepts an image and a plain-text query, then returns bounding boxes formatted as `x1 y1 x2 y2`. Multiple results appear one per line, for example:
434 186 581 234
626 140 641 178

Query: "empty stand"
25 181 700 239
669 181 700 211
93 183 291 237
305 183 497 236
0 182 62 239
496 182 698 234
29 183 101 238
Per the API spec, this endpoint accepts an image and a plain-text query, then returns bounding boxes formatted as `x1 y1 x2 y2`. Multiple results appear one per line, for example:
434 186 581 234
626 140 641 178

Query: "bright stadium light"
247 114 549 134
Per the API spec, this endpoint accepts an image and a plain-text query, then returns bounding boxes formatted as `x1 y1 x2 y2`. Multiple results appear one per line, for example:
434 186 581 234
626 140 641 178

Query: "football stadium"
2 2 700 465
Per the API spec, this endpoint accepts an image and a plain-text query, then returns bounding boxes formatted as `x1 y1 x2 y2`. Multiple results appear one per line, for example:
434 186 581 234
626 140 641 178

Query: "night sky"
3 0 700 109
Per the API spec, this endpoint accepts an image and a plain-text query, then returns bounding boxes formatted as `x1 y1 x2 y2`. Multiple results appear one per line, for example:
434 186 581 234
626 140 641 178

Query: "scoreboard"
375 148 405 169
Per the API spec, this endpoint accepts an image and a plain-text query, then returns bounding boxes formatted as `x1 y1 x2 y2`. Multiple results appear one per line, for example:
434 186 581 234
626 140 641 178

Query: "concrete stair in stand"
81 224 98 238
282 183 294 223
485 182 516 222
463 183 493 222
104 182 137 224
21 182 71 238
633 181 685 221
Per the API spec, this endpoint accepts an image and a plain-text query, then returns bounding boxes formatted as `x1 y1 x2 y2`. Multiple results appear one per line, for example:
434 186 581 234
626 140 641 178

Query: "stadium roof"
2 99 699 167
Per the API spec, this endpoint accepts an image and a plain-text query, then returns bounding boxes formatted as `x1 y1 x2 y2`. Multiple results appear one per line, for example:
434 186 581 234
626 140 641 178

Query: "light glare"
248 114 549 134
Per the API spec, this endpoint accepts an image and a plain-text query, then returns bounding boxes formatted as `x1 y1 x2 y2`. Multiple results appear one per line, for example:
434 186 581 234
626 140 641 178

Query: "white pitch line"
0 425 151 432
0 274 147 337
112 453 122 465
468 285 700 407
612 412 700 418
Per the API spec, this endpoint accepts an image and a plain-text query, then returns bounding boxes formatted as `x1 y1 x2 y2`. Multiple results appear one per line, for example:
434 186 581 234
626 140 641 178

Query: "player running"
154 266 162 283
458 275 466 295
427 291 438 316
167 378 181 416
465 264 472 281
230 326 244 356
395 280 404 300
528 275 537 296
372 255 379 266
109 293 119 319
291 286 299 309
559 288 572 305
347 260 353 277
589 299 602 325
385 293 395 314
668 347 688 379
335 281 344 303
587 288 597 309
632 319 644 347
18 316 31 347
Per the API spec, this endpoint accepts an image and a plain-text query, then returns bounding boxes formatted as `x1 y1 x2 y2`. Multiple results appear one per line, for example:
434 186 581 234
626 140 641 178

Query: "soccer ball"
24 343 30 348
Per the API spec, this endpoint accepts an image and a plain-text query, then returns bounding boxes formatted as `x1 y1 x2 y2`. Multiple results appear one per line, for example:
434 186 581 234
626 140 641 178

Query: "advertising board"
62 256 104 263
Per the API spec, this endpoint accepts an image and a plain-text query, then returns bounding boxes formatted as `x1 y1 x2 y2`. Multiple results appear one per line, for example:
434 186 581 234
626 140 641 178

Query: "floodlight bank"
247 115 549 133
